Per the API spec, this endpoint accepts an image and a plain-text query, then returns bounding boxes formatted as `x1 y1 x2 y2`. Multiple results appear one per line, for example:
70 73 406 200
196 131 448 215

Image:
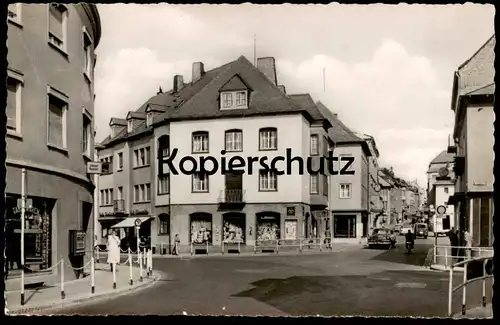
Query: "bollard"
61 259 65 299
112 262 117 289
206 241 209 255
448 266 453 317
147 250 151 277
149 249 153 275
319 239 323 252
190 242 193 256
128 248 133 286
482 259 487 307
139 252 143 282
91 257 95 294
238 241 241 255
254 243 257 255
299 240 303 253
143 248 147 265
96 245 100 262
462 262 467 315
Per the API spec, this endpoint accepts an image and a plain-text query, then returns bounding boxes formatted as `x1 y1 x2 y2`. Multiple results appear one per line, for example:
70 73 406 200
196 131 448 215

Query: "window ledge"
158 192 170 196
117 168 123 172
192 191 209 193
133 165 151 170
259 148 278 152
259 189 278 192
48 40 69 59
47 143 68 155
8 18 23 28
192 151 209 154
83 71 92 84
7 130 23 140
101 172 113 176
100 204 113 207
133 201 151 204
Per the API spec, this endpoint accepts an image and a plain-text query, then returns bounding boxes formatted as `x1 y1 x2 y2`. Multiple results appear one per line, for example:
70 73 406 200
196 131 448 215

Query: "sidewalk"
453 304 493 319
5 263 161 315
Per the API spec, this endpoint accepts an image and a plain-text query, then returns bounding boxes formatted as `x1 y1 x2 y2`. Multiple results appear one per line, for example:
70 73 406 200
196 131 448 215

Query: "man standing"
449 227 458 262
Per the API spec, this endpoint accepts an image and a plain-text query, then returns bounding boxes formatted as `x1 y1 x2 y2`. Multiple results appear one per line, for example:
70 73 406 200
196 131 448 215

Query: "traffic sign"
86 161 102 174
436 205 447 215
134 218 142 227
438 167 449 177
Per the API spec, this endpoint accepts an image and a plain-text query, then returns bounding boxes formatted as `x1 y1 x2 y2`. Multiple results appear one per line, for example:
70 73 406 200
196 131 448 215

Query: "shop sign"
86 161 102 174
287 207 296 216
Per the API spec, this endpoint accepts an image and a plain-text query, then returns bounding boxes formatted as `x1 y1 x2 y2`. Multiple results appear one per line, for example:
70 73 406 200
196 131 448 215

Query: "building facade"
448 35 495 248
6 3 102 280
97 56 342 252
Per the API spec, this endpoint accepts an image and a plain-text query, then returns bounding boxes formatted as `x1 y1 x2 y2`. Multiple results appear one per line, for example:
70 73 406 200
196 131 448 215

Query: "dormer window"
127 120 133 133
147 112 153 127
236 91 247 107
222 93 233 108
220 91 249 110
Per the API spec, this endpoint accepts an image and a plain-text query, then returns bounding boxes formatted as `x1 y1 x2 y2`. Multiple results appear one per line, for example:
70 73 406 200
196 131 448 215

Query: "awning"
111 216 152 228
447 192 466 205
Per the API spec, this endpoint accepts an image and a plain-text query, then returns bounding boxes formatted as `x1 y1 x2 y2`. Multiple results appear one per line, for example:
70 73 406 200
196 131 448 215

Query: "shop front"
190 212 213 244
222 212 246 244
255 212 281 241
4 194 55 278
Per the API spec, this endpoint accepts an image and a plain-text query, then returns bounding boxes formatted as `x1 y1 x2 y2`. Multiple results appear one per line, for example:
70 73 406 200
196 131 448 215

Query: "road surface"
49 237 491 317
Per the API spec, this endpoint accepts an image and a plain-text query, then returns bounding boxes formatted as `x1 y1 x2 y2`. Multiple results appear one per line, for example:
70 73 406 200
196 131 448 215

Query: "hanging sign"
86 161 102 174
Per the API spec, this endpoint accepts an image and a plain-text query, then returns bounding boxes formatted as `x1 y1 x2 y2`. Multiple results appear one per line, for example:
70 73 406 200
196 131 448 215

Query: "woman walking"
107 229 121 272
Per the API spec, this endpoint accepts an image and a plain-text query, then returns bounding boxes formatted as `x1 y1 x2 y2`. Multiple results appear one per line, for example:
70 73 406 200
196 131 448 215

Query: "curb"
6 271 163 315
430 265 464 273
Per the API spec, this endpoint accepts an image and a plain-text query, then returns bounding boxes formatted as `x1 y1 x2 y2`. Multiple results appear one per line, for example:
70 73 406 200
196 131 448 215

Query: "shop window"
334 215 356 238
256 212 280 241
223 213 246 244
190 213 212 244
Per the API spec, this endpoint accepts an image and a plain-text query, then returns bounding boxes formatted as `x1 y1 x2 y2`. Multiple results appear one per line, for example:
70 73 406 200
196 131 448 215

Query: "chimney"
257 57 277 85
277 85 286 94
192 62 205 84
173 75 184 93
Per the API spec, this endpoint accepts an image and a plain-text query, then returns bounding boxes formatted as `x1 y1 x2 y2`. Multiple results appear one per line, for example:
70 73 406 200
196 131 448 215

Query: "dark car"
368 228 396 249
413 223 429 239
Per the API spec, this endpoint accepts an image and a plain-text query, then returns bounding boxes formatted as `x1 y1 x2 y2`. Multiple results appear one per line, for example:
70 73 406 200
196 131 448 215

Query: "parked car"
413 223 429 239
400 224 413 236
394 224 403 234
368 228 397 249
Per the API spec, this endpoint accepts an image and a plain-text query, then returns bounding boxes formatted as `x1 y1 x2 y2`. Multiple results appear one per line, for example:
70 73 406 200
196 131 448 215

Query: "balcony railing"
218 189 245 203
113 199 126 213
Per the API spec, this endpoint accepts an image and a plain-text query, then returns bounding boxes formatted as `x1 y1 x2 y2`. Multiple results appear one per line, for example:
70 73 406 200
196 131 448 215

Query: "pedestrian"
457 229 465 263
449 227 458 261
106 229 120 272
173 234 180 255
464 229 472 259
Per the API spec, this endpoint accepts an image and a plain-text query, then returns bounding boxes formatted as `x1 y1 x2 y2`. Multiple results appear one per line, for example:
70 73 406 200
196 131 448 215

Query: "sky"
93 3 495 188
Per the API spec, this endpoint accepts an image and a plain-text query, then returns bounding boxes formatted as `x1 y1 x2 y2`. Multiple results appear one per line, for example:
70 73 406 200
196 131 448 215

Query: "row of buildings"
6 3 102 280
94 55 422 252
426 35 495 248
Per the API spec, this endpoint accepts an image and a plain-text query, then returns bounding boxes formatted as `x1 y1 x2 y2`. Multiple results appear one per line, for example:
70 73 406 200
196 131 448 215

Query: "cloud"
277 39 455 186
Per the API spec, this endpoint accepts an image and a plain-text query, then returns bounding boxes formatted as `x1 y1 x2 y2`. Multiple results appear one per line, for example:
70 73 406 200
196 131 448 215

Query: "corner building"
6 4 101 280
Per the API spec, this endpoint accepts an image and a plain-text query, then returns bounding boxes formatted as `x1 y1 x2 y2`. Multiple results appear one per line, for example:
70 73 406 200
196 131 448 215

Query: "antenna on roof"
253 33 257 66
323 67 326 92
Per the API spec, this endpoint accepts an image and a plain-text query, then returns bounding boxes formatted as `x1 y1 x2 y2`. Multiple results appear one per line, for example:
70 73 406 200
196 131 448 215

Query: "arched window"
259 127 277 150
158 135 169 158
225 129 243 152
192 131 209 153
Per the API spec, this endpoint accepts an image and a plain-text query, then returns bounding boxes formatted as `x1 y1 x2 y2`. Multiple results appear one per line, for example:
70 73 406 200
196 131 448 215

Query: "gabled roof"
219 74 251 92
465 83 495 96
127 111 146 120
315 101 363 143
109 118 126 126
288 94 331 126
429 150 454 165
457 34 495 70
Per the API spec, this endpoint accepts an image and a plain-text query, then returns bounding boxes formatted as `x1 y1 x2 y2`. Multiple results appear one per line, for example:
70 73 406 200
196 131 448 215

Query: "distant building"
448 35 494 248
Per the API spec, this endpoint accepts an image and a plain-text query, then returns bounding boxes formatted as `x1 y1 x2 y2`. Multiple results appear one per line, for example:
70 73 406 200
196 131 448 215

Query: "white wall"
435 183 455 228
467 104 494 192
169 114 311 205
330 144 362 210
153 124 170 206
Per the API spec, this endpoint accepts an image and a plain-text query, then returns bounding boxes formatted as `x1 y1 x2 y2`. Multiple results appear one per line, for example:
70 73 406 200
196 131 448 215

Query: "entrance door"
284 220 297 240
225 173 243 202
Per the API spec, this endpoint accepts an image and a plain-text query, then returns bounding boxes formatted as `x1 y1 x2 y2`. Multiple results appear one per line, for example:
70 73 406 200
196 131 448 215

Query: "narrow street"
47 237 491 317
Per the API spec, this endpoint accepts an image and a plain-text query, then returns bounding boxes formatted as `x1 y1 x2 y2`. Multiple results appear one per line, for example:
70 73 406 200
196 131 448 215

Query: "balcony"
113 199 126 214
218 189 246 206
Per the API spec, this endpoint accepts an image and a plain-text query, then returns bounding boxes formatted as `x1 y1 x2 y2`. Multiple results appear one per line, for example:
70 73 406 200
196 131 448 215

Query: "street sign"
134 218 142 227
436 205 447 215
87 161 102 174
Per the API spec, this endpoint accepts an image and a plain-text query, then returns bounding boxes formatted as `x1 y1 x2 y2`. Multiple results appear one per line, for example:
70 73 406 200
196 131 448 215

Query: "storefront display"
223 216 245 244
284 220 298 240
256 215 280 241
190 218 212 244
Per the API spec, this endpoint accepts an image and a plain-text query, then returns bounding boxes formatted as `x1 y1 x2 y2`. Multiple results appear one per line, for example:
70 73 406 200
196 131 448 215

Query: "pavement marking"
394 282 427 289
235 269 270 273
367 276 391 281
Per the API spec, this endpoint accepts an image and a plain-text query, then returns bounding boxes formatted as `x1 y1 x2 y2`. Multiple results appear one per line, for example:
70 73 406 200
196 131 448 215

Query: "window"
323 175 329 196
100 156 113 174
192 132 209 153
340 184 352 199
83 28 92 79
339 154 354 172
310 174 319 194
6 71 23 135
117 152 123 171
8 3 22 25
158 214 169 235
82 113 92 157
323 137 329 156
100 189 113 206
259 128 278 150
236 91 247 107
193 172 209 192
133 183 151 203
127 119 133 133
47 90 68 149
158 174 169 195
146 112 153 126
48 4 68 52
259 170 278 191
310 135 319 155
133 147 151 167
117 186 123 200
334 215 356 238
158 135 170 158
222 93 233 108
225 130 243 152
444 187 449 194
